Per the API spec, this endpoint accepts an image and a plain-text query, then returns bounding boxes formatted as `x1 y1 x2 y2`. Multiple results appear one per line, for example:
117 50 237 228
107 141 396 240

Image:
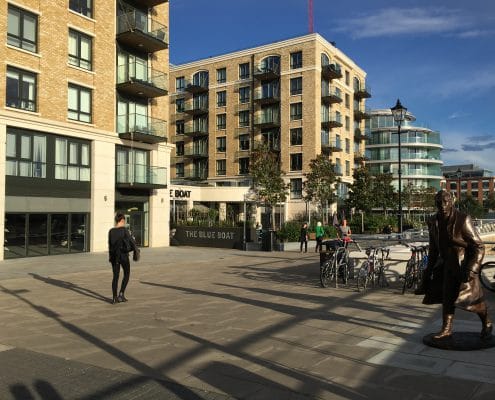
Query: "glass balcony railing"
117 10 168 52
321 63 342 80
184 167 208 180
117 113 167 143
354 83 371 98
367 131 441 145
321 87 342 104
254 113 280 127
321 113 342 127
183 100 209 115
117 63 168 97
184 146 209 158
116 164 167 187
184 77 209 93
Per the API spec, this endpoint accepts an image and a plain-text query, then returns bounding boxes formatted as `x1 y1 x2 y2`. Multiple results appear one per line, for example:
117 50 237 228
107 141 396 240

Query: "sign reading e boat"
170 189 191 198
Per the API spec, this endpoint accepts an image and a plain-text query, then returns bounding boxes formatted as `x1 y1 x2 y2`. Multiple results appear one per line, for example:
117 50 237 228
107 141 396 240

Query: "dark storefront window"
4 213 88 259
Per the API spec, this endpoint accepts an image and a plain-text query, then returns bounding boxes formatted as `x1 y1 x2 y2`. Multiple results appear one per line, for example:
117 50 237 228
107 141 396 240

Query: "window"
176 98 185 113
176 76 185 92
290 153 303 171
290 128 302 145
345 93 350 108
69 29 92 70
346 160 350 176
290 51 303 69
6 67 37 112
6 130 46 178
290 102 303 120
239 110 250 127
290 77 302 95
216 160 226 176
216 136 226 152
345 71 350 85
7 5 37 52
290 178 302 199
68 84 92 122
345 138 350 153
216 114 226 130
217 67 226 83
69 0 92 18
176 120 184 135
176 163 184 178
239 62 250 79
239 86 250 103
239 134 250 151
345 116 350 131
176 141 184 156
239 158 249 174
217 91 226 107
55 138 90 181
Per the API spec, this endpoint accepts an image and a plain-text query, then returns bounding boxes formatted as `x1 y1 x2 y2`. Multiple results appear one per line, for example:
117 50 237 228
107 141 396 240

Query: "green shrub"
277 221 302 242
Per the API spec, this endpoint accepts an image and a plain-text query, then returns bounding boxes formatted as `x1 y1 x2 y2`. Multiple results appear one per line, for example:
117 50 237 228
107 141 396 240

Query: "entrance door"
129 211 144 247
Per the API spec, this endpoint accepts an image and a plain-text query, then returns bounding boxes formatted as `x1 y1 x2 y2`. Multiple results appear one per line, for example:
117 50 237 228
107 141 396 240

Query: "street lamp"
391 99 407 234
456 167 462 209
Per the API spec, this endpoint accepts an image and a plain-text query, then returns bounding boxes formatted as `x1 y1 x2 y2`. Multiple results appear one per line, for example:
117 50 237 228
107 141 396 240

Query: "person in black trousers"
108 212 137 304
299 222 308 253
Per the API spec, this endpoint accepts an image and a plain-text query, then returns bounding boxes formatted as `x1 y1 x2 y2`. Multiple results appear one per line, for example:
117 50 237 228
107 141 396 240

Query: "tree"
459 194 484 219
483 193 495 212
249 143 288 229
345 165 373 214
303 154 339 224
371 172 395 215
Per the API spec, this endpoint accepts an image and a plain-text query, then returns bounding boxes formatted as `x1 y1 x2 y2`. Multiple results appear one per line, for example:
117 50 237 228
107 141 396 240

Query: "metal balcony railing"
117 113 167 144
117 62 168 98
117 10 168 52
116 164 167 187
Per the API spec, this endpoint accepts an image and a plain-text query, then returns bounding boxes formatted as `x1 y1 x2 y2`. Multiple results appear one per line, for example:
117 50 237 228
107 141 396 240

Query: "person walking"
299 222 308 253
338 219 352 245
315 221 325 252
108 212 137 304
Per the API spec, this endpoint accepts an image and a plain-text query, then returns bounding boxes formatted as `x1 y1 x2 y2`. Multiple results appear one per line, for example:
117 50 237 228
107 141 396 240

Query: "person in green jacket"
315 221 325 252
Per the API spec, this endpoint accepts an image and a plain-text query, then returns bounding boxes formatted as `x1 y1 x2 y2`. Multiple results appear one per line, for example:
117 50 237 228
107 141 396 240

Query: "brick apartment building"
0 0 171 259
443 164 495 204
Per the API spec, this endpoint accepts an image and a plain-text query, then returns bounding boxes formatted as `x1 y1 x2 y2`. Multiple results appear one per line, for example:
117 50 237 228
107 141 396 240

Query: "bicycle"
356 246 389 291
480 261 495 293
320 239 359 288
401 243 428 294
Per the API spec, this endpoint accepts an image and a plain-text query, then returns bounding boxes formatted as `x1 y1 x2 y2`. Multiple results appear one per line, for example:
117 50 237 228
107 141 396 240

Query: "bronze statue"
420 190 492 341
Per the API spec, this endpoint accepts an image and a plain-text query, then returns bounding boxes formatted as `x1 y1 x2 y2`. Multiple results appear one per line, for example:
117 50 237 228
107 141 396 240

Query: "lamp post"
391 99 407 234
456 167 462 209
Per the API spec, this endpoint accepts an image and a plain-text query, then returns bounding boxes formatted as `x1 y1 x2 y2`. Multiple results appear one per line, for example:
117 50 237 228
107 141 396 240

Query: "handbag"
133 248 140 262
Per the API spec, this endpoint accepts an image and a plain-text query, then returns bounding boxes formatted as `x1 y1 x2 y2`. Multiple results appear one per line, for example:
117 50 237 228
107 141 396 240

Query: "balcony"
125 0 168 7
183 167 208 180
184 147 209 159
234 126 250 138
184 78 209 94
321 64 342 80
354 107 372 120
354 151 369 161
321 88 342 105
321 113 342 129
254 88 280 105
253 63 280 81
321 139 342 153
235 150 251 159
254 114 280 129
354 128 370 140
184 124 208 138
117 11 168 53
116 164 167 189
117 63 168 98
117 114 167 144
183 101 209 116
354 84 372 99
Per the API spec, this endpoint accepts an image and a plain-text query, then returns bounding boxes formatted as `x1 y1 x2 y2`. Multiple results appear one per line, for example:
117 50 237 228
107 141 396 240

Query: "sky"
169 0 495 172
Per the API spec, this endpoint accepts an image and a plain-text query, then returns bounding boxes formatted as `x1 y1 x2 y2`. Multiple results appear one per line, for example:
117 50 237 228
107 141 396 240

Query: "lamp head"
391 99 407 123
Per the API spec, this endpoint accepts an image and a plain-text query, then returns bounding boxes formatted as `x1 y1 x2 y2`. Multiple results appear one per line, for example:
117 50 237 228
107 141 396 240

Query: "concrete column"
218 202 227 221
90 140 115 252
0 123 6 261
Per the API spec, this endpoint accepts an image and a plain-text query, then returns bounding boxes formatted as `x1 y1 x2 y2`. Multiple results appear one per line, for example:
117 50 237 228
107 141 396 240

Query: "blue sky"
169 0 495 172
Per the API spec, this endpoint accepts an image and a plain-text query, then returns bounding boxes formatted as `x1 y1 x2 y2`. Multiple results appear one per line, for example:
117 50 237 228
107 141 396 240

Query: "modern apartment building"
367 109 443 191
169 33 370 221
1 0 171 259
443 164 495 204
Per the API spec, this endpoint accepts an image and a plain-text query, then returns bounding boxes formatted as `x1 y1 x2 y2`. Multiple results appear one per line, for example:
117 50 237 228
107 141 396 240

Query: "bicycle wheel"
376 262 388 288
402 259 415 294
320 259 336 288
339 253 350 286
480 262 495 293
356 262 370 292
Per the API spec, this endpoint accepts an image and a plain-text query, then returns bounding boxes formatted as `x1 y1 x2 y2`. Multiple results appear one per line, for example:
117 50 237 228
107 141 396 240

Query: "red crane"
308 0 314 33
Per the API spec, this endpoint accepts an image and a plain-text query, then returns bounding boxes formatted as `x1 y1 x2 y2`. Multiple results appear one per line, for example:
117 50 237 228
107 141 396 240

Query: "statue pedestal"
423 332 495 351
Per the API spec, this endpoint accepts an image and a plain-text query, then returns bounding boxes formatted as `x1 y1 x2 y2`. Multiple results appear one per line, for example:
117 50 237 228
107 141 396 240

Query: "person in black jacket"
108 212 137 304
299 222 308 253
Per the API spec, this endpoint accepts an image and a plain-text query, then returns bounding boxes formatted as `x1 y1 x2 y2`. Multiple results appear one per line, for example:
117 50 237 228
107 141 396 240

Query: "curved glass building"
367 109 443 190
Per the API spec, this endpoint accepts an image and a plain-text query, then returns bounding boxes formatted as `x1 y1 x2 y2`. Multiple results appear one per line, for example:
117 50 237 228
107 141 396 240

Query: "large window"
290 179 303 199
176 76 185 92
290 153 303 171
176 163 184 178
217 67 226 83
216 160 226 176
217 91 226 107
216 136 226 152
290 77 302 95
239 86 250 103
176 120 185 135
239 158 249 174
6 66 37 112
69 29 92 70
290 103 303 120
290 51 303 69
239 110 250 127
6 131 46 178
175 141 184 156
7 5 37 52
239 134 250 151
69 0 93 18
216 114 226 130
290 128 302 146
55 138 90 181
239 63 250 79
68 84 92 122
176 98 185 113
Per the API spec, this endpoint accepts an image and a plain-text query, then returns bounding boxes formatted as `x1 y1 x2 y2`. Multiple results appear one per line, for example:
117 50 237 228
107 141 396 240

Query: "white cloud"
448 111 470 119
334 8 472 39
435 69 495 98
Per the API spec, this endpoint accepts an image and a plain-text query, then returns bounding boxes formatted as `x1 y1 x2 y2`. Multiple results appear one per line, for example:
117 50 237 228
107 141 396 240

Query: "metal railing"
116 164 167 186
117 10 168 44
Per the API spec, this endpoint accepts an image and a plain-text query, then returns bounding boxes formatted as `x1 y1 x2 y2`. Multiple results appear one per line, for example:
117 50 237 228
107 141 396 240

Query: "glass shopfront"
4 213 88 259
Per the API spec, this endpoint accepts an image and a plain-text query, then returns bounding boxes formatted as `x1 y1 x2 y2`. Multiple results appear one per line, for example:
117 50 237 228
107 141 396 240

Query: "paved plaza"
0 246 494 399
